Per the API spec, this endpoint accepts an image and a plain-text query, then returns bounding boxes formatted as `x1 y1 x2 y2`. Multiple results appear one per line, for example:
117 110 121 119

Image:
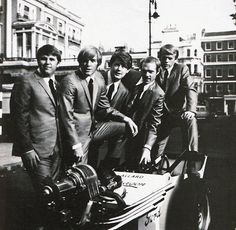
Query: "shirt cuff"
72 142 82 150
22 149 35 155
143 144 152 151
123 116 130 122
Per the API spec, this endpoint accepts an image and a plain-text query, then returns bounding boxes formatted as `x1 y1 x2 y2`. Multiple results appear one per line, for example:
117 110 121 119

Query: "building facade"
1 0 83 60
201 30 236 115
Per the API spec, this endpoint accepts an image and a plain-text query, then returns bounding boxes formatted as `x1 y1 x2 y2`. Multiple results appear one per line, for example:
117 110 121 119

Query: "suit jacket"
156 63 198 114
101 71 129 113
59 70 126 148
126 81 164 148
10 72 61 157
121 69 142 92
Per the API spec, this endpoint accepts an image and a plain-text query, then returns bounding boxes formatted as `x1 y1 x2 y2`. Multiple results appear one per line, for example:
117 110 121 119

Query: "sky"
58 0 236 51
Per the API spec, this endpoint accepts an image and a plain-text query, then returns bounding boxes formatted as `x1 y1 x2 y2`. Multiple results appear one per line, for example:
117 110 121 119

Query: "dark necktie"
162 70 168 91
49 79 57 104
133 83 145 108
88 78 93 103
106 83 115 101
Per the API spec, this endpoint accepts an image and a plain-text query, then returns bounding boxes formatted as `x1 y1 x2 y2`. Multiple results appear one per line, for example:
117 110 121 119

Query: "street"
0 116 236 229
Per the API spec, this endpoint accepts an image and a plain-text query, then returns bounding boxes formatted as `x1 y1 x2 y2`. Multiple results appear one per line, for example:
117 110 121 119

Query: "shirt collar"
164 65 174 77
37 68 56 85
86 75 95 83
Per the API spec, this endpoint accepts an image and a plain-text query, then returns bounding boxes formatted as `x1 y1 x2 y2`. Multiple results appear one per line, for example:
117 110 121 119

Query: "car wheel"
166 177 211 230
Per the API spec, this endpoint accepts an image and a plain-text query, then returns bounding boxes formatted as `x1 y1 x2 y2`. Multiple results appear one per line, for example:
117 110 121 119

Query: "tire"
166 177 211 230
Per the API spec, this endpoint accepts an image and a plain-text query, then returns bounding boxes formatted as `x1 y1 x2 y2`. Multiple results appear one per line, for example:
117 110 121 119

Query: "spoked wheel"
166 177 211 230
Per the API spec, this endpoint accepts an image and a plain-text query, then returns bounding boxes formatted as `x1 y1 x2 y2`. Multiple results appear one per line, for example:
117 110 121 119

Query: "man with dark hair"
11 44 63 191
102 51 131 113
10 44 63 229
124 56 164 170
92 51 131 169
59 46 138 166
155 44 198 174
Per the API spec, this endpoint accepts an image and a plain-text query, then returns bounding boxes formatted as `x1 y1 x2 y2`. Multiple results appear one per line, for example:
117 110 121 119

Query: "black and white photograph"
0 0 235 229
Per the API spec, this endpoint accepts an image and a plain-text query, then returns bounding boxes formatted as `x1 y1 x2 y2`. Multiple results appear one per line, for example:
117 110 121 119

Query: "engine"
42 164 126 228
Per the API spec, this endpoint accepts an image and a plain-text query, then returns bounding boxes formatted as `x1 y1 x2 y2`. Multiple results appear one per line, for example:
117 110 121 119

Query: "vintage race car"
43 151 211 230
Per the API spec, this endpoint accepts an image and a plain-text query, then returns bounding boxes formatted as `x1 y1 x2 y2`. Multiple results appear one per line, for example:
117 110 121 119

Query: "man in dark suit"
10 44 63 229
10 44 63 191
121 68 142 92
94 51 131 169
155 44 198 173
124 56 164 170
59 46 138 166
102 51 131 113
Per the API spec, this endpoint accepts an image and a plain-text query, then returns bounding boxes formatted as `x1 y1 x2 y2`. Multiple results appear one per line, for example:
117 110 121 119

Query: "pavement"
0 142 22 169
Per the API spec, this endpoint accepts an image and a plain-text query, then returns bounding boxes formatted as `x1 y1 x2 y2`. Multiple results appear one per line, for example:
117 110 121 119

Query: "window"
217 54 222 62
228 53 234 62
58 21 64 35
216 69 222 77
216 42 222 50
194 64 198 73
45 13 53 24
228 41 234 49
46 17 51 23
205 42 211 50
205 55 211 62
216 84 223 93
205 84 212 93
228 68 234 77
23 5 29 19
205 69 211 78
72 29 76 40
227 84 234 92
194 49 197 56
187 49 190 57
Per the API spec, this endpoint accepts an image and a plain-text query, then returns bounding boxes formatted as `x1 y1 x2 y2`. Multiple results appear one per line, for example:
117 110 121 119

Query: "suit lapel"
140 82 154 103
93 75 99 109
35 72 56 106
111 82 122 105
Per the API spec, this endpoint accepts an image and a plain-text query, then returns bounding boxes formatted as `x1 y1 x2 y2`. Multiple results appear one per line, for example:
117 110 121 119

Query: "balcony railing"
2 57 79 63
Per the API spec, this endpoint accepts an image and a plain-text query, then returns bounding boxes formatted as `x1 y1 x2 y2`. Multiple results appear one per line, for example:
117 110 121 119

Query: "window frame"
216 68 223 78
216 41 222 50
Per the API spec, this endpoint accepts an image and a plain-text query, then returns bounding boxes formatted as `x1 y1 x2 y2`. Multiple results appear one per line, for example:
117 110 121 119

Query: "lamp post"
148 0 160 56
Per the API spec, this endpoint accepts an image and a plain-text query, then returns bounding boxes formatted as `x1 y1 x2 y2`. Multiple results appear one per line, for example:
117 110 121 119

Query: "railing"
4 57 37 62
2 57 78 63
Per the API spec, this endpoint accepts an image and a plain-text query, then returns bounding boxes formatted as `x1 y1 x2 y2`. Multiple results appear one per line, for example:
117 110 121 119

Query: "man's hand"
181 111 195 120
124 116 138 136
22 150 40 171
73 144 84 163
139 148 151 164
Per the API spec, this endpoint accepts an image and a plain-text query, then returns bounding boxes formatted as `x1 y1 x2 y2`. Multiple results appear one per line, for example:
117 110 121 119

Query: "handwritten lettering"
144 210 161 226
123 182 146 188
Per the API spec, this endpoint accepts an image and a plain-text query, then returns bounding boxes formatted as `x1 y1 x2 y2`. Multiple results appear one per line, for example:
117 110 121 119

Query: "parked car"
196 106 209 119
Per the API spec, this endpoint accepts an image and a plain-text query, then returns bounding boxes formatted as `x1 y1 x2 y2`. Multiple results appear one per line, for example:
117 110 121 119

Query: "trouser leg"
91 121 126 169
93 121 126 141
179 115 199 175
151 117 173 160
23 151 62 229
180 116 198 152
88 140 103 169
